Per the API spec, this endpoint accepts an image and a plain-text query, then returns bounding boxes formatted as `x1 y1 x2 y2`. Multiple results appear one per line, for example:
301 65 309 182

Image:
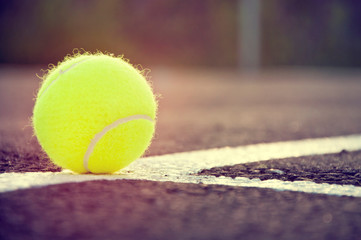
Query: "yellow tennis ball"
33 52 157 174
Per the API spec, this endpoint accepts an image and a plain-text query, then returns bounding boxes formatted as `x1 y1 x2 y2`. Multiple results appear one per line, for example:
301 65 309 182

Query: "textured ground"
199 150 361 186
1 180 361 240
1 67 361 240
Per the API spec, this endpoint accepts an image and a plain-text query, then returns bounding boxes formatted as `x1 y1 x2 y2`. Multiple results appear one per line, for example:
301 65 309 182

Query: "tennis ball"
33 52 157 174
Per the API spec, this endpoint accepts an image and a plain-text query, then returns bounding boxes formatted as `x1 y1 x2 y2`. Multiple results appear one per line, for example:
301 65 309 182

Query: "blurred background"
1 0 361 160
0 0 360 69
0 0 361 175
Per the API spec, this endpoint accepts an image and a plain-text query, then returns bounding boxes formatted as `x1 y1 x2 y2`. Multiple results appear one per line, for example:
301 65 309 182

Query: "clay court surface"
1 66 361 240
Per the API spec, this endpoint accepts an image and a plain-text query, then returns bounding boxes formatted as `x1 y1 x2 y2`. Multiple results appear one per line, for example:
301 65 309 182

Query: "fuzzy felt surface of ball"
33 52 157 174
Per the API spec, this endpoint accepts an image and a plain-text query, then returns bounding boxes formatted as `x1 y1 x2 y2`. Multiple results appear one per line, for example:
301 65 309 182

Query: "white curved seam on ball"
83 114 154 173
39 58 90 99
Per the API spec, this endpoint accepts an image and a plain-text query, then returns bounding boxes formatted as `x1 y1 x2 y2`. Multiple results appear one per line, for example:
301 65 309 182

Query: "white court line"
1 134 361 196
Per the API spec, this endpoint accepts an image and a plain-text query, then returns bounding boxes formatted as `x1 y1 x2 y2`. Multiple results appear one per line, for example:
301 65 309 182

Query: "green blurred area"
0 0 360 68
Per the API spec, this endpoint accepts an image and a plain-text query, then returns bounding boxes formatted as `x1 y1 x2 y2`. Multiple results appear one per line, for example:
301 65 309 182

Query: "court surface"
1 67 361 240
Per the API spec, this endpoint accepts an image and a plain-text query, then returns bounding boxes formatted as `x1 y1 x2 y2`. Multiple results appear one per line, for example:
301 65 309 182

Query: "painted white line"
1 134 361 196
128 134 361 175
